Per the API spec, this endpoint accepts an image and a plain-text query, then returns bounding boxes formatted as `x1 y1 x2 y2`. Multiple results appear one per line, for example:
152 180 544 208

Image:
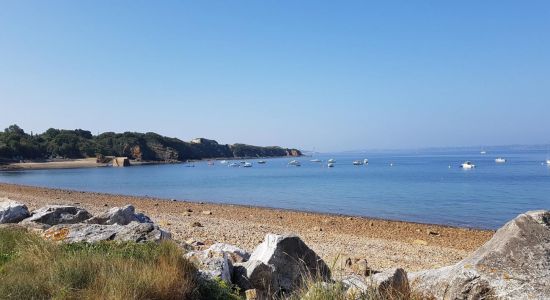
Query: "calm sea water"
1 150 549 229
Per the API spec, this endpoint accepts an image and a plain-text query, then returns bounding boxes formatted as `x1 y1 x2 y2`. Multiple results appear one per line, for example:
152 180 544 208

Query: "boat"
207 161 214 166
327 158 335 163
228 163 239 167
327 163 334 168
460 161 476 169
288 160 301 166
480 150 487 155
546 159 550 165
363 159 369 164
257 160 266 164
352 160 363 165
310 159 322 163
219 160 228 164
243 162 252 168
495 157 506 163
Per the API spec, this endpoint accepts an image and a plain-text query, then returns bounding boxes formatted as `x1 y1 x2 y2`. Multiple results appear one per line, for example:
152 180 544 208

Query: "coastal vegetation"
0 124 301 162
0 227 240 300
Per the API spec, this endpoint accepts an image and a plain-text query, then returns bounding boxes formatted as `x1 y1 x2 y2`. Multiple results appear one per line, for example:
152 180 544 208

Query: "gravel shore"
0 183 494 272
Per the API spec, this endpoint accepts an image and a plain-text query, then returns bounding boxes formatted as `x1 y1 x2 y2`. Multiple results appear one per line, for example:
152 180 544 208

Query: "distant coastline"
0 125 302 168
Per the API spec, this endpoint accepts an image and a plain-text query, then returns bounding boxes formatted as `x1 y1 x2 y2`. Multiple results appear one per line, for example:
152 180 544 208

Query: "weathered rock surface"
186 249 233 283
207 242 251 263
371 268 410 299
0 199 30 223
410 210 550 299
43 221 171 243
24 205 92 225
341 269 410 299
235 234 331 295
86 204 151 225
233 260 275 292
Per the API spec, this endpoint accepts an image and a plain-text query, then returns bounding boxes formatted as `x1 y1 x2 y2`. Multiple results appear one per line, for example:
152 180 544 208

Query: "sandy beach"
0 182 494 272
0 158 171 171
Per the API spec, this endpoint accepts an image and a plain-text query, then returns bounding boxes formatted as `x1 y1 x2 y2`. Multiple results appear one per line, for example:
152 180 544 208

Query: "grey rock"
0 199 30 223
342 274 370 295
24 205 92 226
86 205 152 225
234 260 276 292
114 221 171 242
43 221 171 243
207 243 251 263
371 268 410 299
186 249 233 283
236 234 331 294
410 210 550 299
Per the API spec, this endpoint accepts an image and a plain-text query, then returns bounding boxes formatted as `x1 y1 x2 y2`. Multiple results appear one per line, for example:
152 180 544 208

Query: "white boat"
327 158 336 163
243 162 252 168
327 163 334 168
480 151 487 155
228 162 239 167
288 160 301 166
310 159 322 163
460 161 476 169
363 159 369 164
220 160 228 164
257 160 266 164
546 159 550 165
495 157 506 163
352 160 363 165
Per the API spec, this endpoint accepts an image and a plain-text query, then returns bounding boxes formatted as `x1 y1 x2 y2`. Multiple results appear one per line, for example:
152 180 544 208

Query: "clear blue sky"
1 1 549 152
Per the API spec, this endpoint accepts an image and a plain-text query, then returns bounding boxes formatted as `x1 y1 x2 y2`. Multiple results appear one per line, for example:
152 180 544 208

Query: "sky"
1 1 549 152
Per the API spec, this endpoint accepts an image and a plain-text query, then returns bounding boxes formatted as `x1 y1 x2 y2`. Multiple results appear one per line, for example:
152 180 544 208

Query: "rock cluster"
2 197 548 299
0 199 170 243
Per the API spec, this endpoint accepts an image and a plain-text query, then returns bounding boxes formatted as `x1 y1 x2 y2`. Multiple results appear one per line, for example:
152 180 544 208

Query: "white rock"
0 199 30 224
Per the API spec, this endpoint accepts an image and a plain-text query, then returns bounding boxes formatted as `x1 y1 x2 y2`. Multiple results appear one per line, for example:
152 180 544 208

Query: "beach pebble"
427 230 440 236
186 208 193 212
191 222 203 227
202 210 212 215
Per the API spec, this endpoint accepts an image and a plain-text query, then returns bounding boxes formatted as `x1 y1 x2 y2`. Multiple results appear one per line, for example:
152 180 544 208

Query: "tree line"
0 125 300 162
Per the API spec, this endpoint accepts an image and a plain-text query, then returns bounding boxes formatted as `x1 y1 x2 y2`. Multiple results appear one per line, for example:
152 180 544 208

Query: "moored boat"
243 162 252 168
363 159 369 164
257 160 266 164
310 159 322 163
288 160 301 166
327 158 335 163
460 161 476 169
352 160 363 165
495 157 506 163
327 162 335 168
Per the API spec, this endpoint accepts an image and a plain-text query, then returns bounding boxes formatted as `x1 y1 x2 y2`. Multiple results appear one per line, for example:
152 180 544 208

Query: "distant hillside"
0 125 301 162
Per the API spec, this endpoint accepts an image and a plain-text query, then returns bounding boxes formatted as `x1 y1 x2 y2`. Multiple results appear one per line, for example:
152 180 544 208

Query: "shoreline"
0 182 494 272
0 155 301 171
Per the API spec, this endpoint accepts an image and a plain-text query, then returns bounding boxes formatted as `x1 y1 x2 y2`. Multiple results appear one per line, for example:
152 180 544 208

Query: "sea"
1 148 549 229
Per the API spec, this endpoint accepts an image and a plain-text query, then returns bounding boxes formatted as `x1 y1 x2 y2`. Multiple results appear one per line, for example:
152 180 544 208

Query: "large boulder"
0 199 30 224
23 205 92 226
86 205 151 225
43 221 171 243
410 210 550 299
235 234 331 295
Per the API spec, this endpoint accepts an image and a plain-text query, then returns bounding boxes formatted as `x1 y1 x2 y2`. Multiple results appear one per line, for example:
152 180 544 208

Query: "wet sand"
0 183 494 272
